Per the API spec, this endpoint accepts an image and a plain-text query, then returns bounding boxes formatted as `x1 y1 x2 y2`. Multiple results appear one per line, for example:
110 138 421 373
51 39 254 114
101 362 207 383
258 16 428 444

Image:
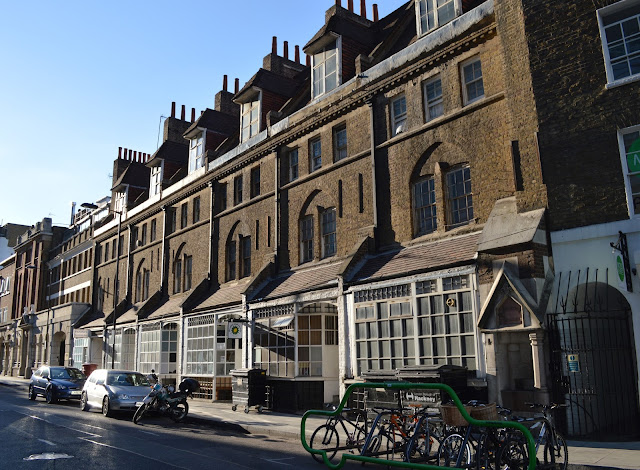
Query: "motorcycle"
133 378 199 424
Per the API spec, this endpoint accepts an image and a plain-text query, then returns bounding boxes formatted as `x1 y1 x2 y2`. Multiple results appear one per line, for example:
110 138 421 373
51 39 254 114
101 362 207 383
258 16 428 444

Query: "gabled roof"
111 161 151 191
183 108 237 138
234 69 301 103
349 232 480 283
146 140 188 167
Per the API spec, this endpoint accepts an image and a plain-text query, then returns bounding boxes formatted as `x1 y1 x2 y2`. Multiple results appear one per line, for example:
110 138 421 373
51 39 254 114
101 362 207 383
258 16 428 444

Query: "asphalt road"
0 382 360 470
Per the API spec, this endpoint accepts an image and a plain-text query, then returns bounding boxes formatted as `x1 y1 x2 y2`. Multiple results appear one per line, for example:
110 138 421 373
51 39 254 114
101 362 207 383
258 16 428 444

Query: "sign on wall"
228 322 242 339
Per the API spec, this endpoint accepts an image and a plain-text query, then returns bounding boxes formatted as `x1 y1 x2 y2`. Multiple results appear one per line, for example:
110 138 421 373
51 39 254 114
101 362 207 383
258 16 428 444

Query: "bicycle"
309 405 369 464
404 410 445 464
497 402 568 470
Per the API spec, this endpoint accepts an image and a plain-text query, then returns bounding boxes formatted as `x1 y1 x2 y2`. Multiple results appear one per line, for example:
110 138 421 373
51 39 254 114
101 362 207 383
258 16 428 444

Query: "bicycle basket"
440 404 471 426
470 403 498 420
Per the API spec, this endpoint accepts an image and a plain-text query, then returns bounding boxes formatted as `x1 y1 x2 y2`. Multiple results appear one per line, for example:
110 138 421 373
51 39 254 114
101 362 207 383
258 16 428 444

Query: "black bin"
230 368 266 413
397 364 468 408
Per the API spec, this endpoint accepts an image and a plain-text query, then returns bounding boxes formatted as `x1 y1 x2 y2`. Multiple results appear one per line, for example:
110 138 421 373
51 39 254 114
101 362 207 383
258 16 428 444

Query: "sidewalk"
1 375 638 469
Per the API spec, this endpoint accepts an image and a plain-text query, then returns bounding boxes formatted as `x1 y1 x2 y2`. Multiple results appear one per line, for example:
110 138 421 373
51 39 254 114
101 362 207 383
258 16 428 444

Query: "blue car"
29 366 86 404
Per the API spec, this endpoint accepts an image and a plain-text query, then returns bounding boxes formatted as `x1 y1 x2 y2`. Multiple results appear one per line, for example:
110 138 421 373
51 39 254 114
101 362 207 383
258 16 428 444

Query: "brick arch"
172 242 187 266
224 219 251 245
298 188 338 219
412 141 469 180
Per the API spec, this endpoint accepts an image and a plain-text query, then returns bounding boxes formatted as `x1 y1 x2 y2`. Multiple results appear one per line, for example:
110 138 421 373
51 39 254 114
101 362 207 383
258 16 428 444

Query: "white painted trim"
47 280 91 301
311 36 342 100
597 0 640 86
618 124 640 218
415 0 463 37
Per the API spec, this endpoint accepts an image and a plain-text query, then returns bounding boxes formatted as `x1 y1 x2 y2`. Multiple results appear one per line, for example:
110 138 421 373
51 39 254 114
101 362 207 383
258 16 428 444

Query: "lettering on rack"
405 391 438 403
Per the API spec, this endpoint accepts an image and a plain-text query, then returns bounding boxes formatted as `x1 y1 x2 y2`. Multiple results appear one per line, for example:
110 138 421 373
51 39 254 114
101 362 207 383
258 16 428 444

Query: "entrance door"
548 277 640 439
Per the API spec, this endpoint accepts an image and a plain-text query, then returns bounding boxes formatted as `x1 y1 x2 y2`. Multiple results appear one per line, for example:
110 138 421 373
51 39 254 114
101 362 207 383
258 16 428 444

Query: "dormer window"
416 0 461 36
312 38 341 98
150 162 163 197
241 94 261 143
114 190 127 215
189 132 205 172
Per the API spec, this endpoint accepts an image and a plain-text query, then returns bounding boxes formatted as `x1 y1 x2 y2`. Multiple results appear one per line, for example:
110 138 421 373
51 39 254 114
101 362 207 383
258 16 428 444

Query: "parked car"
28 366 86 404
80 369 151 417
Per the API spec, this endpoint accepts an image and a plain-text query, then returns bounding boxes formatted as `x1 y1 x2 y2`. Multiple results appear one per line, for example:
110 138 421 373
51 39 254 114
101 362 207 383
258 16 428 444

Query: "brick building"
1 0 633 439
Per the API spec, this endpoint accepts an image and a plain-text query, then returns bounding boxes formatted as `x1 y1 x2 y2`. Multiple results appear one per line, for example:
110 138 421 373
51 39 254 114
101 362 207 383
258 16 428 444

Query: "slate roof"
253 262 342 301
192 279 251 311
142 292 190 321
146 140 188 167
183 108 238 137
349 232 481 283
235 69 301 103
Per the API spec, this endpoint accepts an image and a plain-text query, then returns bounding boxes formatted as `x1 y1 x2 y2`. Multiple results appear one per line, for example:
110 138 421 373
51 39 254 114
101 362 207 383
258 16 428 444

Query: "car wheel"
28 385 37 401
102 396 112 417
80 392 89 411
45 387 57 404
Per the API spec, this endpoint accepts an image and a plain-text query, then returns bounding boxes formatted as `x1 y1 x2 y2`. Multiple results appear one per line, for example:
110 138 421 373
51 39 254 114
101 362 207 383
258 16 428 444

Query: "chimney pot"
118 147 122 159
223 74 228 92
373 3 379 21
348 0 354 12
336 0 341 6
295 45 300 63
134 151 137 162
235 78 240 94
171 102 176 118
283 41 289 60
272 36 277 55
128 149 132 161
191 108 196 122
181 104 185 120
361 0 366 18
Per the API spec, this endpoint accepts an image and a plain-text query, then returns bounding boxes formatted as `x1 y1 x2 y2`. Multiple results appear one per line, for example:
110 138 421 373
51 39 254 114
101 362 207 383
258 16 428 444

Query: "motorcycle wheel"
171 400 189 423
133 403 148 424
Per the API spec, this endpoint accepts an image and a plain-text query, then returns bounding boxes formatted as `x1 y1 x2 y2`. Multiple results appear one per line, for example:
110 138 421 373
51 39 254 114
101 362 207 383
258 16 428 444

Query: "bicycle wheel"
476 430 500 470
310 424 340 463
438 433 472 468
543 432 568 470
406 418 436 463
497 438 528 470
348 412 368 451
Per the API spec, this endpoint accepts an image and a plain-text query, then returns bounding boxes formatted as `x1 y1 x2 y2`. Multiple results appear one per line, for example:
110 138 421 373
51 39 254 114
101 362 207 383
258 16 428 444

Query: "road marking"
77 423 106 431
16 411 102 438
261 457 295 466
78 438 190 469
37 439 57 446
138 430 160 437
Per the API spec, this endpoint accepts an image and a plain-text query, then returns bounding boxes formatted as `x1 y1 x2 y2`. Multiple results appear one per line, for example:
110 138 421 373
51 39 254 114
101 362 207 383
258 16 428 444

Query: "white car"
80 369 152 417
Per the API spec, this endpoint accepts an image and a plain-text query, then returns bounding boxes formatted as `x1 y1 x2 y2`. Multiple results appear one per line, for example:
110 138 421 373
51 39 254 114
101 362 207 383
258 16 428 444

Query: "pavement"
1 375 639 470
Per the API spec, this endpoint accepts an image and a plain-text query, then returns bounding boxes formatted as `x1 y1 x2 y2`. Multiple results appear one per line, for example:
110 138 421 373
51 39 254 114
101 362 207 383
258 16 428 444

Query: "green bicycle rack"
301 382 536 470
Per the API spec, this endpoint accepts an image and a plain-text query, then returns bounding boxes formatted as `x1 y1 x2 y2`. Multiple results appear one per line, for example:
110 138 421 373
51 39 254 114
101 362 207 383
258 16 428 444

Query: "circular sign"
230 325 240 335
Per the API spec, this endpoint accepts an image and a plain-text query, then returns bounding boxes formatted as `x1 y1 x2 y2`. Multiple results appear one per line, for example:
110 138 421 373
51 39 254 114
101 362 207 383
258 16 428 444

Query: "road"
0 383 358 470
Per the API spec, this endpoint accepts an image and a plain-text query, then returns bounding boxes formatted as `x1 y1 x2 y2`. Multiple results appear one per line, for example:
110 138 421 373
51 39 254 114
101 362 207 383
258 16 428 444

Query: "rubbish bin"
397 364 468 407
82 363 98 377
230 368 266 413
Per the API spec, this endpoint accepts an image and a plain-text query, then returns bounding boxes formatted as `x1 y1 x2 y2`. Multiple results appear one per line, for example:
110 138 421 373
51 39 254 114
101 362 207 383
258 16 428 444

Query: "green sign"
627 137 640 172
617 254 625 282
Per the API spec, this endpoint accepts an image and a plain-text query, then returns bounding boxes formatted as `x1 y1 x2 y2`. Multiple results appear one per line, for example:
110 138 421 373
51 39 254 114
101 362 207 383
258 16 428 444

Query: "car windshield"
106 372 150 387
50 368 86 380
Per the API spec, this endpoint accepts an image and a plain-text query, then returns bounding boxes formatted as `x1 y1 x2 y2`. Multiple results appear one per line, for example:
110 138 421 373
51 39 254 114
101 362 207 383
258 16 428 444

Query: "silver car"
80 369 151 417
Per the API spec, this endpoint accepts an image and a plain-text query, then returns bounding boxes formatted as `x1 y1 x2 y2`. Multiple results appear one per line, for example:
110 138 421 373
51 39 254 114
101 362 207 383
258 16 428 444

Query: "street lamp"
82 202 123 369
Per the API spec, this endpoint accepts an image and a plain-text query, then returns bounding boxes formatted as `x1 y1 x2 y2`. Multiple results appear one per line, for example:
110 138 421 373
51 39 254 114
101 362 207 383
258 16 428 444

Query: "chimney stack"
191 108 196 122
336 0 341 6
373 3 379 21
171 102 176 118
295 45 300 63
181 104 185 120
348 0 354 12
361 0 366 18
272 36 277 55
283 41 289 60
235 78 240 94
306 54 311 66
223 74 228 92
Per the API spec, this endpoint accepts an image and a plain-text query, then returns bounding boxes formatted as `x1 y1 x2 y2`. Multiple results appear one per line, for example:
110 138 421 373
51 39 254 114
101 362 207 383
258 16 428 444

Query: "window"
250 166 260 198
446 165 473 227
189 133 205 172
416 0 459 35
312 39 339 98
300 215 314 263
168 209 177 234
234 175 243 205
288 148 299 182
139 325 160 373
423 76 444 121
174 258 182 294
226 240 237 281
241 98 261 143
184 255 193 291
310 138 322 172
136 270 142 302
181 203 188 229
219 183 228 211
160 323 178 374
150 219 157 242
143 269 149 301
413 176 437 236
240 236 251 278
105 242 109 261
193 197 201 223
461 57 484 104
391 95 407 136
185 314 215 376
150 164 163 196
321 207 337 258
136 269 150 302
333 125 347 162
141 224 147 246
111 240 116 260
598 0 640 85
619 125 640 215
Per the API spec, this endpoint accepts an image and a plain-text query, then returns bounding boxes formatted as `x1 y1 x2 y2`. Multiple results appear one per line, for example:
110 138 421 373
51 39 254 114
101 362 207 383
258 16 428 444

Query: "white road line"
18 411 101 438
78 438 190 468
77 423 106 431
37 439 57 446
138 430 160 437
262 457 296 466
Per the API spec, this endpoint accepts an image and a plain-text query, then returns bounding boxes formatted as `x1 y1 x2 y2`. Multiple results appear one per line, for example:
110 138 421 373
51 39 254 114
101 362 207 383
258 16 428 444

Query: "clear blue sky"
0 0 407 228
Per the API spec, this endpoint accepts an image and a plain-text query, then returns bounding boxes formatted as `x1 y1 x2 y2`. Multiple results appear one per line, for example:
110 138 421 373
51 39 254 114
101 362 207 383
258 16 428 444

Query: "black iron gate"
547 268 640 439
